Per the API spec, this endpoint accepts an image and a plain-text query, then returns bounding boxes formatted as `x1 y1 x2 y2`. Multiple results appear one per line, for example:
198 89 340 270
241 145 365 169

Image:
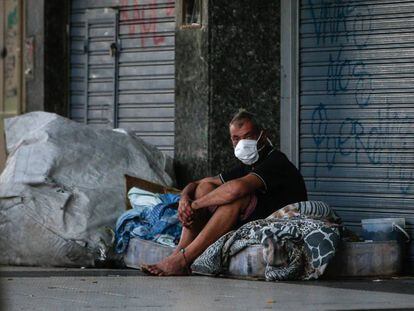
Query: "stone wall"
209 0 281 174
174 27 210 186
174 0 280 186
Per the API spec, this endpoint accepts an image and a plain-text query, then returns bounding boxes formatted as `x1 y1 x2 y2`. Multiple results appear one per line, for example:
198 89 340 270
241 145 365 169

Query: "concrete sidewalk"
1 267 414 311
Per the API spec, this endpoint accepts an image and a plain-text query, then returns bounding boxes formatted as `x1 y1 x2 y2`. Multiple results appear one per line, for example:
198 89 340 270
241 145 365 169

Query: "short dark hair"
229 109 262 133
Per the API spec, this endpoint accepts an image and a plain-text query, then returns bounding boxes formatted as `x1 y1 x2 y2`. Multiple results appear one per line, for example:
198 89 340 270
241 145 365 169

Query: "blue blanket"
115 193 181 253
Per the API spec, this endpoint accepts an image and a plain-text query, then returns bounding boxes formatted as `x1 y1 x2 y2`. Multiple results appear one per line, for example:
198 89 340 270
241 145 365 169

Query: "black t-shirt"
219 147 308 221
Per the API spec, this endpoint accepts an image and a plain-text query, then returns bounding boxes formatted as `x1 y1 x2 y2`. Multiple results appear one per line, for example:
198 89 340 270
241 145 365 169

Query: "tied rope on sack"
191 201 341 281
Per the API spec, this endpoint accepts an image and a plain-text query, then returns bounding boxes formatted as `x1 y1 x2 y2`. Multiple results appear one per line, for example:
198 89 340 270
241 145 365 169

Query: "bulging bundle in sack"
0 112 175 267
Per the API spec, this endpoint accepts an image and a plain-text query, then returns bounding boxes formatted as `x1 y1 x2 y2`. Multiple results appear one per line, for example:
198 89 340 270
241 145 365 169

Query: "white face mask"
234 131 264 165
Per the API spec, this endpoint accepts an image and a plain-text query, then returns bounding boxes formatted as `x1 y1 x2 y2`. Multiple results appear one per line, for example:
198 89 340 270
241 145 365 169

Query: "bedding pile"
192 201 341 281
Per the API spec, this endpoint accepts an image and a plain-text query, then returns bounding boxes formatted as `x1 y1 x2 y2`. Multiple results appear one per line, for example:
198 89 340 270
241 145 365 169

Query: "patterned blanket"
191 201 341 281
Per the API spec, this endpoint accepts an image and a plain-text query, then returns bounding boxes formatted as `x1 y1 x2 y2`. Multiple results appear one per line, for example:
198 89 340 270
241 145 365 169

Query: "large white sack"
0 112 174 267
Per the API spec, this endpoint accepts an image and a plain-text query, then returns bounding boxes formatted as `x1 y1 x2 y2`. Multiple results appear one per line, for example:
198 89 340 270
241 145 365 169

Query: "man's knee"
195 181 217 199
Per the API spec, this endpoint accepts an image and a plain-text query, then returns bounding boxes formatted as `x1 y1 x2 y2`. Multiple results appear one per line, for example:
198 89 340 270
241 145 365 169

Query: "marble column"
175 0 280 187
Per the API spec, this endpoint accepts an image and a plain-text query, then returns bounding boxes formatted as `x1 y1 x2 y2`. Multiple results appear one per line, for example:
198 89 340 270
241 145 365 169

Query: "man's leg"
172 181 217 254
143 195 251 276
184 195 250 262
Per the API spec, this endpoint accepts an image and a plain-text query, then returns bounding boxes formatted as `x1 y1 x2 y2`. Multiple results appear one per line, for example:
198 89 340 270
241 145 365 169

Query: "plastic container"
227 245 266 278
361 218 410 242
124 237 266 278
124 238 174 269
326 241 402 277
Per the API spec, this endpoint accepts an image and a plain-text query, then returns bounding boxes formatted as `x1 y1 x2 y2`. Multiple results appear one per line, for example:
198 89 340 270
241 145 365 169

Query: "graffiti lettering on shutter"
120 0 175 47
307 0 413 195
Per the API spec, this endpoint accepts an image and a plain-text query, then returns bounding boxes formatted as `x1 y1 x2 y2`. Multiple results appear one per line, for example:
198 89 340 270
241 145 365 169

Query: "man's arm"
191 174 264 210
180 176 222 201
178 176 223 227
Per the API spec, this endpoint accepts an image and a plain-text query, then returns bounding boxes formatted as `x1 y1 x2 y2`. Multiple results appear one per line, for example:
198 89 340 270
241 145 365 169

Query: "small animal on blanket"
262 236 290 267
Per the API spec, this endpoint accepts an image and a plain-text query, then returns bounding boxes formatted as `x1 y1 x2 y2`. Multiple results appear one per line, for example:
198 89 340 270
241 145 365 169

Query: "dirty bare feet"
141 252 191 276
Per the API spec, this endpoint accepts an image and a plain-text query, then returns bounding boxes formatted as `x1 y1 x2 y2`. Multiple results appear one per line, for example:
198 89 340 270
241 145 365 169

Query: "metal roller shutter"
69 0 175 157
299 0 414 265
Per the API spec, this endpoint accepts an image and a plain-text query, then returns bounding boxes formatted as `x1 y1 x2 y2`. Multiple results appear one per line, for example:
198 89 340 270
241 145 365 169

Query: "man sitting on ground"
142 110 308 276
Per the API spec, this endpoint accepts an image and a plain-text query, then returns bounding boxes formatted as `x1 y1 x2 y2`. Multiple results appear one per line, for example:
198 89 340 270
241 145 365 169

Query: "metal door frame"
280 0 300 166
0 1 4 111
83 8 119 126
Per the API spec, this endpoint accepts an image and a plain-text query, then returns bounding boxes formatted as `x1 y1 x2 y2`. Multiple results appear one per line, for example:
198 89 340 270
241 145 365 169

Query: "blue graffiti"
311 103 412 194
327 49 372 107
307 0 412 196
398 141 413 195
308 0 372 47
311 103 380 181
326 49 351 95
308 0 353 45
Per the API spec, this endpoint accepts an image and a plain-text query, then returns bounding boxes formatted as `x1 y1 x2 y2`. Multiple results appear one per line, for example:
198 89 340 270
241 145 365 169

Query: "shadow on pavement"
287 277 414 296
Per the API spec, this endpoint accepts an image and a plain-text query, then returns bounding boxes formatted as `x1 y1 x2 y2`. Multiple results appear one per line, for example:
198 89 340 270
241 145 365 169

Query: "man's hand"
178 195 194 228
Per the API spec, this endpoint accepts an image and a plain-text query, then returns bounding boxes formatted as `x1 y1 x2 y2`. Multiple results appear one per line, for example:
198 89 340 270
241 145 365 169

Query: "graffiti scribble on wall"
120 0 175 48
306 0 412 196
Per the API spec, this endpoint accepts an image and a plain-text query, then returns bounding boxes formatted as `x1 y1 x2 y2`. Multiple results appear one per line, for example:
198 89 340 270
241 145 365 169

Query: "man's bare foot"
141 252 191 276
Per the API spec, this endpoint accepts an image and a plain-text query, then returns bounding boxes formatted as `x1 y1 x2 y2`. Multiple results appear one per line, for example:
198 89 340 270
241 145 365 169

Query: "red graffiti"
166 6 175 17
121 0 174 47
120 0 130 24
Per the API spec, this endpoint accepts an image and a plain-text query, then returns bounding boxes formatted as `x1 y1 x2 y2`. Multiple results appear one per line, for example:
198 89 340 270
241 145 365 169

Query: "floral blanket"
191 201 341 281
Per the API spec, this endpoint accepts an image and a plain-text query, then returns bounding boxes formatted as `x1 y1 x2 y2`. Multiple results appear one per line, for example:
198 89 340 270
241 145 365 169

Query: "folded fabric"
268 200 341 223
114 189 181 253
128 187 163 212
191 201 341 281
